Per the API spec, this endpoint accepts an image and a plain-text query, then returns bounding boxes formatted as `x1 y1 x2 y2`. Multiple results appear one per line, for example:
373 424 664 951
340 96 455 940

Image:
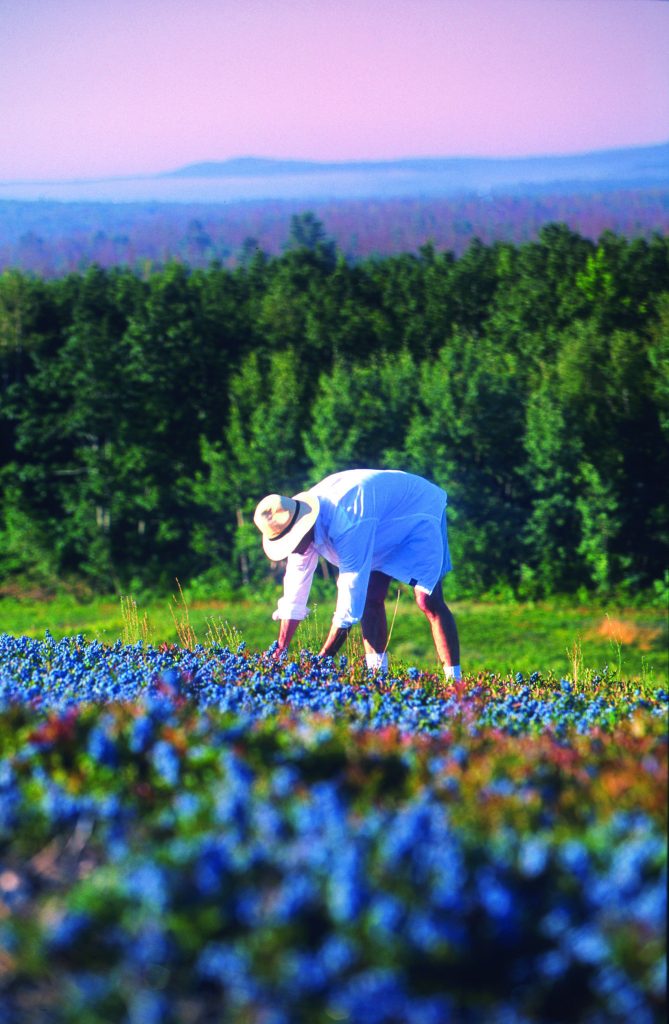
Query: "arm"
270 547 319 656
316 530 375 658
329 519 377 632
274 618 302 657
318 623 351 658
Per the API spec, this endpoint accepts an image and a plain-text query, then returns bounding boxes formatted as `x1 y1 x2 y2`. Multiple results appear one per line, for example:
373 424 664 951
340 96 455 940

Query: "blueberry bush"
0 632 666 1023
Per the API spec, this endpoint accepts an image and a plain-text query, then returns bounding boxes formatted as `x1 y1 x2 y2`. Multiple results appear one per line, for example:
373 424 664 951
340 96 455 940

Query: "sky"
1 0 668 181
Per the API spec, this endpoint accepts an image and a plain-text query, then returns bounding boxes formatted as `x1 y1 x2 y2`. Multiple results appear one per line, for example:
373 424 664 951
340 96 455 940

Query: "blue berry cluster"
0 632 666 1023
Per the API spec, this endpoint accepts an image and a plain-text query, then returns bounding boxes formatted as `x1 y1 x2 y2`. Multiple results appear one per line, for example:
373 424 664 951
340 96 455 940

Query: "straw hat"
253 490 320 560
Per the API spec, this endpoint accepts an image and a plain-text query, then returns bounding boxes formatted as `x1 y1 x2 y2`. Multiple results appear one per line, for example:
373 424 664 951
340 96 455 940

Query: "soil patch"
590 616 662 651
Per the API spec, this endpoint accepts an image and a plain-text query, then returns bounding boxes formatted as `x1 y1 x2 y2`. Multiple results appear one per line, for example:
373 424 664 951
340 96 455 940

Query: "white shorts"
413 509 452 594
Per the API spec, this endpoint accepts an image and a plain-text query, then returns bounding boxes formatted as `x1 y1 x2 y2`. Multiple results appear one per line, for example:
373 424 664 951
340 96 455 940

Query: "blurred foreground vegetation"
0 632 666 1022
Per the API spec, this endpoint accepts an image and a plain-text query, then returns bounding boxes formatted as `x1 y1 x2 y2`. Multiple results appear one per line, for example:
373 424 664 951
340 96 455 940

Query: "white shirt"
273 469 449 629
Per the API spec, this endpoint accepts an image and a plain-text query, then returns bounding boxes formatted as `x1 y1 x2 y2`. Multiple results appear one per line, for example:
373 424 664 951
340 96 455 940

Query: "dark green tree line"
0 223 667 599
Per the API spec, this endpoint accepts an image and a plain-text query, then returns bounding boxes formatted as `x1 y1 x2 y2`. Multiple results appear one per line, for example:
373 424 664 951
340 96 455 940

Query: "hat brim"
262 491 320 561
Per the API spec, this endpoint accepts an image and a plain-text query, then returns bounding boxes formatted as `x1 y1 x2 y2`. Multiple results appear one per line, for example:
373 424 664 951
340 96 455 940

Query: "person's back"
311 468 445 523
310 469 449 591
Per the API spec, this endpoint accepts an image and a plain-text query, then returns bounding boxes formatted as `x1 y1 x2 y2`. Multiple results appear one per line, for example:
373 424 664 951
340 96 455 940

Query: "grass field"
1 585 666 684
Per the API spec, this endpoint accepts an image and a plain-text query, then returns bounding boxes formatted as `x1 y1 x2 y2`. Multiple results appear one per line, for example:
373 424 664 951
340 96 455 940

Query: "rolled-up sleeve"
272 546 319 622
331 519 377 628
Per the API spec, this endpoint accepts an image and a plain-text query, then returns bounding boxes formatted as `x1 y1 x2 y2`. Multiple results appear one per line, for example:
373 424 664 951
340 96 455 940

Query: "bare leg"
414 580 460 668
361 571 392 658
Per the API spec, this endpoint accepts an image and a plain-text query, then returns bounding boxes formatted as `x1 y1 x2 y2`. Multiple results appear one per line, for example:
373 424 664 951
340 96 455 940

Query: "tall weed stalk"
170 579 198 650
205 617 244 651
567 635 583 687
120 596 152 647
384 587 402 656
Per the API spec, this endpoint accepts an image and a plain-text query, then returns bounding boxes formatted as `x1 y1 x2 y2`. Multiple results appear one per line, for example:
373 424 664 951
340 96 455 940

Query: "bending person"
253 468 461 678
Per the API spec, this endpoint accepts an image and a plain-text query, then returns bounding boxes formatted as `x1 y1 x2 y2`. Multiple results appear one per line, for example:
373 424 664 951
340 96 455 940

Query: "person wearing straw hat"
253 468 460 678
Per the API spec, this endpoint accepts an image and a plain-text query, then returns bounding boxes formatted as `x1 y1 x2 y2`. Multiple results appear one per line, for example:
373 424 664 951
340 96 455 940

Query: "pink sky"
1 0 668 180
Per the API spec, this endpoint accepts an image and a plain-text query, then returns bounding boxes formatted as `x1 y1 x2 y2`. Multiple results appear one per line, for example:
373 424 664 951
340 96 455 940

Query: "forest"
1 186 668 276
0 219 667 602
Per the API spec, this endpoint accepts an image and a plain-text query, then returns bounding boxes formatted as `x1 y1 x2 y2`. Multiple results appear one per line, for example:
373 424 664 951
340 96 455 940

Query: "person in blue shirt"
254 468 461 678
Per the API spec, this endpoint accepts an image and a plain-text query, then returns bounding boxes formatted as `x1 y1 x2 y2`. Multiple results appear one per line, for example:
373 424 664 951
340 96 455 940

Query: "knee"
414 586 444 618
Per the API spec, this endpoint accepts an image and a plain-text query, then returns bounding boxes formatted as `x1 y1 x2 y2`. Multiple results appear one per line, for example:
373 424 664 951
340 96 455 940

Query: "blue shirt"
273 469 450 629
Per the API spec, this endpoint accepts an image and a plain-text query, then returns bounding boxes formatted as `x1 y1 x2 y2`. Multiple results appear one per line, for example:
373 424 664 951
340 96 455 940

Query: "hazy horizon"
1 138 667 187
1 137 665 205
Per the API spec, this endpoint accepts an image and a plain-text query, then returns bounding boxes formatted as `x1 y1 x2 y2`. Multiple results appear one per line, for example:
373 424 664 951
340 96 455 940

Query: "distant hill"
161 142 669 192
0 141 667 204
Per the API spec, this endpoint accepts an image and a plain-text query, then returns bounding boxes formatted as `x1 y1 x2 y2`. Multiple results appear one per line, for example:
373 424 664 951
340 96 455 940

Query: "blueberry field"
0 632 666 1024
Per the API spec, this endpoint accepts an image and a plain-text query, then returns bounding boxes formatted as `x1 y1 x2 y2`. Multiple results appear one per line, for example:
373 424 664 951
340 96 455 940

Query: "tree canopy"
1 222 667 600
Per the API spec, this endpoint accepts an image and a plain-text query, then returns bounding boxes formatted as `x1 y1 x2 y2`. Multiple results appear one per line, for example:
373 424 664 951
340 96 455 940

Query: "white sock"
443 664 462 681
366 651 389 672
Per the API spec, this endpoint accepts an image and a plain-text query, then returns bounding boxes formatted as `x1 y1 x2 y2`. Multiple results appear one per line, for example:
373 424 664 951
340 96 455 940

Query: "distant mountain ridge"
1 141 667 204
163 142 669 183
